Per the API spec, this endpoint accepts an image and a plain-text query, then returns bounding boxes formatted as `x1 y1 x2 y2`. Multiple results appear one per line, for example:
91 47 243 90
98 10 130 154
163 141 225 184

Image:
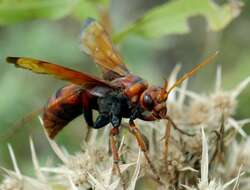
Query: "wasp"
6 18 217 185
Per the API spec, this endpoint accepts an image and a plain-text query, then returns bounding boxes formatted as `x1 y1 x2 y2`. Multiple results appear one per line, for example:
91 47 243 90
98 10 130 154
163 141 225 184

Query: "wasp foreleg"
130 105 143 120
128 120 164 186
165 115 194 136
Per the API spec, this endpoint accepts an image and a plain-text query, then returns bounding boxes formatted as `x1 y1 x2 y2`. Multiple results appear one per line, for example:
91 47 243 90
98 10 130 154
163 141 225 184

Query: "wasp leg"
128 120 164 186
109 128 125 189
111 115 121 128
130 105 143 120
94 93 117 129
82 92 94 142
82 102 94 127
93 114 110 129
82 109 93 142
165 115 194 136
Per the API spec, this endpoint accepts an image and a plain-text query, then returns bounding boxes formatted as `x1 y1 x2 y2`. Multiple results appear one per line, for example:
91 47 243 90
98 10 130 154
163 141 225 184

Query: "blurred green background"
0 0 249 177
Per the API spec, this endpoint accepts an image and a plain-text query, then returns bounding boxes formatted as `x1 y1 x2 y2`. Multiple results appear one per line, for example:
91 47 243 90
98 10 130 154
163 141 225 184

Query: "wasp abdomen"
43 84 83 139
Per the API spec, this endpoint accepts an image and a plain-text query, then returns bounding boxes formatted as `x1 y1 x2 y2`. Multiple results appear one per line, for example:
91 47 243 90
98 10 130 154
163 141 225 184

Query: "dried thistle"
1 66 249 190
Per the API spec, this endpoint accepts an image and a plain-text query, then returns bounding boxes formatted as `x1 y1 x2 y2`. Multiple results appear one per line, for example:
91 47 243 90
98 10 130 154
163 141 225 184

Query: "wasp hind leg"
82 101 111 141
82 92 95 142
82 107 94 142
106 97 125 188
93 114 110 129
109 127 126 189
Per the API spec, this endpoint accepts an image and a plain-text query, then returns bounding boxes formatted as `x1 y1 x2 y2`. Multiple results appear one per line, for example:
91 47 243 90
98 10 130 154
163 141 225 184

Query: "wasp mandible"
6 18 218 184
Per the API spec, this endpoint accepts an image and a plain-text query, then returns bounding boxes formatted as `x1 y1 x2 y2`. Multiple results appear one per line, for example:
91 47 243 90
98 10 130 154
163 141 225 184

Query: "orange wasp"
6 18 217 184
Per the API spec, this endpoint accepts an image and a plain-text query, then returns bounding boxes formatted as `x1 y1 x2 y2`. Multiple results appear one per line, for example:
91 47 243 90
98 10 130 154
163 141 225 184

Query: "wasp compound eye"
143 94 154 110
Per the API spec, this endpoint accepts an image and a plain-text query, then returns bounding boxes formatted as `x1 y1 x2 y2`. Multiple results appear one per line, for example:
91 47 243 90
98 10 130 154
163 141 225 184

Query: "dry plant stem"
128 120 164 186
164 120 172 171
218 118 225 162
109 129 125 189
152 128 158 153
210 118 225 165
165 115 194 136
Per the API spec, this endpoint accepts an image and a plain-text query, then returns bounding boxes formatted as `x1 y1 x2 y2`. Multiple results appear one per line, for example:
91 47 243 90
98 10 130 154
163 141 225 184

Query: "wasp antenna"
163 78 168 90
167 51 219 94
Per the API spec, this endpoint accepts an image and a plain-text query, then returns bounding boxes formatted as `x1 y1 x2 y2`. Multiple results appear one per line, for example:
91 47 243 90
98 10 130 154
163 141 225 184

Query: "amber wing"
6 57 114 88
80 18 130 81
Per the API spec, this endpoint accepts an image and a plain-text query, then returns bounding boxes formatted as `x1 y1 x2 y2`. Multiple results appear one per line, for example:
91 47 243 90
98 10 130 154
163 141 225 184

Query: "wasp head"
140 86 168 119
139 52 219 120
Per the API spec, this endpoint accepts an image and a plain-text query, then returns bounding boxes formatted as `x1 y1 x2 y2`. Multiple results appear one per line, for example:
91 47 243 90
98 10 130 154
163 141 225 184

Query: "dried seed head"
167 102 185 122
187 99 212 126
66 152 94 185
1 66 249 190
0 177 22 190
238 139 250 168
211 91 237 119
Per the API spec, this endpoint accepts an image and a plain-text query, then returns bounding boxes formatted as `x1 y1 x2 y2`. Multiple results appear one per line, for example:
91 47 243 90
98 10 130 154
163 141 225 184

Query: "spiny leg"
109 128 125 189
128 120 164 186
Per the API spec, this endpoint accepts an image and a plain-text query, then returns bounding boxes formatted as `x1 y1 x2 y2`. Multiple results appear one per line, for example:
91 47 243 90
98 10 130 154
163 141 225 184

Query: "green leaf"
72 1 99 19
0 0 77 25
72 0 109 20
113 0 242 42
